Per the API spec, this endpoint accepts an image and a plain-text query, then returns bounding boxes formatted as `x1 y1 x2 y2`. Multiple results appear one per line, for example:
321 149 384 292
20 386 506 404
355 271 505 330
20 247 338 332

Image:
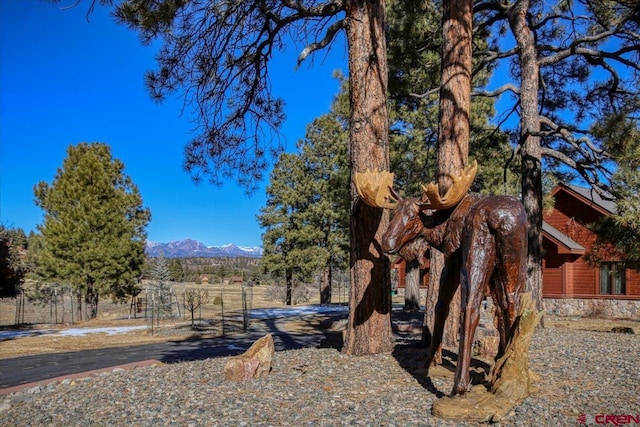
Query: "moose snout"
381 234 399 254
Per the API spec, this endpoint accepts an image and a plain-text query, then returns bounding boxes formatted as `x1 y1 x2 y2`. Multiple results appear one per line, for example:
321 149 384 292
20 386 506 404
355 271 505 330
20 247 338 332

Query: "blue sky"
0 0 347 248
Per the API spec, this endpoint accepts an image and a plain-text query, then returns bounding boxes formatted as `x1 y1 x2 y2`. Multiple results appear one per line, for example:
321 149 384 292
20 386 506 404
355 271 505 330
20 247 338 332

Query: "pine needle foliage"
33 142 151 319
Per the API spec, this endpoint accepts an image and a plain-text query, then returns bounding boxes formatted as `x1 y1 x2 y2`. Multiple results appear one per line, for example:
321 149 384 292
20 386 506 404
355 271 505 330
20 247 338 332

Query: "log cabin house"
541 184 640 318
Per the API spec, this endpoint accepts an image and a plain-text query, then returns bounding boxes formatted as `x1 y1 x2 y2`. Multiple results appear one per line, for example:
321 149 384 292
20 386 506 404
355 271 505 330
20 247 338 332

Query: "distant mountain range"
145 239 263 258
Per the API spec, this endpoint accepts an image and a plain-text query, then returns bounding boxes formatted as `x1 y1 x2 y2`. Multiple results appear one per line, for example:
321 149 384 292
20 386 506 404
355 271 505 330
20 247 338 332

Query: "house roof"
557 184 617 215
542 221 585 255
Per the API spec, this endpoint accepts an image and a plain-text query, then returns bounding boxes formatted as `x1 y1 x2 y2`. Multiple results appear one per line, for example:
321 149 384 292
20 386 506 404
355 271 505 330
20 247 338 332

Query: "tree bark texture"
85 283 99 320
286 268 293 306
404 259 421 312
436 0 472 187
425 0 473 352
343 0 394 355
76 292 83 322
508 0 544 317
320 264 332 304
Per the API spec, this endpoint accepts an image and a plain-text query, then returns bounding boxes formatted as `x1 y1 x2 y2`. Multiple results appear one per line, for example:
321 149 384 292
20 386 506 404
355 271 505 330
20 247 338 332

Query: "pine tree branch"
538 16 640 69
409 87 439 99
473 83 521 98
538 115 608 158
297 19 345 67
541 146 615 199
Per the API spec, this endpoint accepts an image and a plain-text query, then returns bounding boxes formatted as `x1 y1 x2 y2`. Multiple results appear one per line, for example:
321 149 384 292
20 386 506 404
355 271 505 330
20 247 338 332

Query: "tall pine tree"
148 252 175 320
259 82 351 305
34 143 151 319
259 153 324 306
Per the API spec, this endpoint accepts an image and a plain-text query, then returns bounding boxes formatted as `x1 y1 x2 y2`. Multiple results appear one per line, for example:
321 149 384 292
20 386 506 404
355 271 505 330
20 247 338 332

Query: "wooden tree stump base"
432 293 543 423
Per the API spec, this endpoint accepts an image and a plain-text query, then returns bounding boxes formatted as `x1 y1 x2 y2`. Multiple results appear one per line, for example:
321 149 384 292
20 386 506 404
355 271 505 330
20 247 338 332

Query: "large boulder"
224 334 275 381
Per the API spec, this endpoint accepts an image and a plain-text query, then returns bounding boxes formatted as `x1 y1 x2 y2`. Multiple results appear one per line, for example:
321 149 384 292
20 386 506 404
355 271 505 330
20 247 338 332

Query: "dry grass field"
1 281 331 325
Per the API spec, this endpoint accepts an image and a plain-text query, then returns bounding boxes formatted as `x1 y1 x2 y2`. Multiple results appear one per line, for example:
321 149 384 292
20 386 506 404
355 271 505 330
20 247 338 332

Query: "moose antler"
354 169 398 209
419 160 478 210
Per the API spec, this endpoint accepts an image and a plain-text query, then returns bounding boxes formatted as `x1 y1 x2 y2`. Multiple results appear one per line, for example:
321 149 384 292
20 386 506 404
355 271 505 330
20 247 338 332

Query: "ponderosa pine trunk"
320 263 332 304
285 268 293 306
404 259 421 312
76 291 83 322
343 0 394 355
507 0 544 319
425 0 473 351
85 280 99 320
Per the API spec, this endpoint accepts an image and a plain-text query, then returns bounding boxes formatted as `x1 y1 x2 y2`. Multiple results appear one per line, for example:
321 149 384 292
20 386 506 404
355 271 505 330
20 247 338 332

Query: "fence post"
220 292 225 336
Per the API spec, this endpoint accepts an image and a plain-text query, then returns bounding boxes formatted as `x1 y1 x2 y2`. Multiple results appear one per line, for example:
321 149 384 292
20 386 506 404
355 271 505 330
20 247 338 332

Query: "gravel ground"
1 325 639 426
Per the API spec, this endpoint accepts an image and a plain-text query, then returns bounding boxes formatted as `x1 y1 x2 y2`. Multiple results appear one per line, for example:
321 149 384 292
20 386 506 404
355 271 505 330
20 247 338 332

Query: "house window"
599 263 626 295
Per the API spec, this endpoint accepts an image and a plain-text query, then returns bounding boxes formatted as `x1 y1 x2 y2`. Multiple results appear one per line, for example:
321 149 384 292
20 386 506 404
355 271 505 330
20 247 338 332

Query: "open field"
2 281 344 326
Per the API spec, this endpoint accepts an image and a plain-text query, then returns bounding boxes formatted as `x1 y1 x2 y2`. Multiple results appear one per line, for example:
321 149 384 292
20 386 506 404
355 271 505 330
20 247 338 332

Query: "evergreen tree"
259 81 351 305
34 143 151 319
298 108 350 304
167 258 184 282
148 252 175 320
587 112 640 268
386 0 517 198
259 153 322 305
0 225 28 298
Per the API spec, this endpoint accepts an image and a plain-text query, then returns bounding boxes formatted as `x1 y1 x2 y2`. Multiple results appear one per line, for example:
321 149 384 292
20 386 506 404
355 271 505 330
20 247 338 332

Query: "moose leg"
489 281 509 359
426 257 460 369
453 230 496 396
494 228 527 341
492 271 523 347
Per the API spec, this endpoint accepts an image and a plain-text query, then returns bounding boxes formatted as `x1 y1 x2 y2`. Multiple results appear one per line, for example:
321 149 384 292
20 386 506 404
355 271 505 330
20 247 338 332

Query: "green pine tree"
298 110 350 304
167 258 184 282
0 225 28 298
34 142 151 319
258 83 351 305
258 154 317 306
587 112 640 268
148 252 175 320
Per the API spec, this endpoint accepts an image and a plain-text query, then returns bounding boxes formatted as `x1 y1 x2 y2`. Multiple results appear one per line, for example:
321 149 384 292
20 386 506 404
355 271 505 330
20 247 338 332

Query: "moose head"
355 160 478 255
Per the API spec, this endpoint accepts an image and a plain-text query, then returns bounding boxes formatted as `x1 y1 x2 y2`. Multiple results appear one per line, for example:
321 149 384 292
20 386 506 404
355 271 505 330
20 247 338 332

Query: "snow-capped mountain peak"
145 239 263 258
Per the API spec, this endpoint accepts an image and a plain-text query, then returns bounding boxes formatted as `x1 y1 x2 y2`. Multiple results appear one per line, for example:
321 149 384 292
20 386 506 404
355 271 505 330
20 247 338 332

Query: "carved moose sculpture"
355 162 527 396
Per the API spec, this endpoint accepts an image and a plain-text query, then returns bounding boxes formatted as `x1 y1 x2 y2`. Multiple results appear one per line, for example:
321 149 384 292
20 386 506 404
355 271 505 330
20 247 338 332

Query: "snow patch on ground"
249 305 349 320
0 326 147 341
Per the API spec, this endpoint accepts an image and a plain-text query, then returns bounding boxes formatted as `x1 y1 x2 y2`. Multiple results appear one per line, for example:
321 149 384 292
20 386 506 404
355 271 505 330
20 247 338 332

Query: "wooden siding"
542 240 563 295
628 270 640 296
569 258 596 295
543 185 640 299
545 193 602 251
